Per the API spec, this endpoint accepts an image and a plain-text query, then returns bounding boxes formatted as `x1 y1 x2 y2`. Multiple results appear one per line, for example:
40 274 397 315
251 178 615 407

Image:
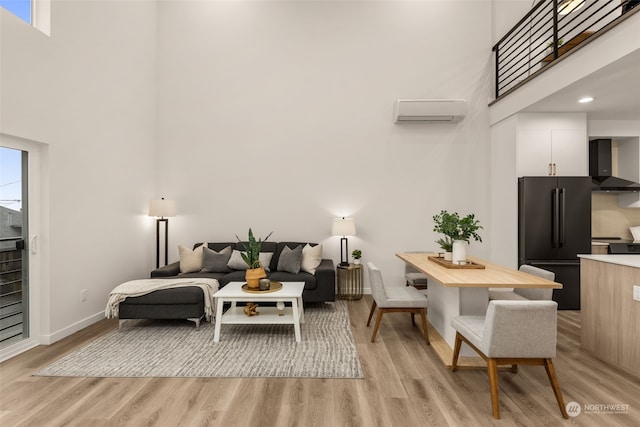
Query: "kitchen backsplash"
592 193 640 239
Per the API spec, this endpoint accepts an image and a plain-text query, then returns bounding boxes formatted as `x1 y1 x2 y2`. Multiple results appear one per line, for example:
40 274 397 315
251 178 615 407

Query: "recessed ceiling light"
578 96 594 103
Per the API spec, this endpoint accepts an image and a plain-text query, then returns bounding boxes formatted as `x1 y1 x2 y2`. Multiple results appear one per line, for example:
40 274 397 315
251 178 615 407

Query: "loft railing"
492 0 639 99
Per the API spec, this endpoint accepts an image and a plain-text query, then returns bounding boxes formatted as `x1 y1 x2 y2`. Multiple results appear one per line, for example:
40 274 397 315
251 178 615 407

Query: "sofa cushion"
269 271 317 290
121 286 204 305
219 270 249 286
277 245 303 274
179 245 204 273
201 245 232 273
301 243 323 274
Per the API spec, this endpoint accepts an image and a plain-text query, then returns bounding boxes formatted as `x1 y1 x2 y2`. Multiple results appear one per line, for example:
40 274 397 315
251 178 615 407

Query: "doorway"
0 146 29 348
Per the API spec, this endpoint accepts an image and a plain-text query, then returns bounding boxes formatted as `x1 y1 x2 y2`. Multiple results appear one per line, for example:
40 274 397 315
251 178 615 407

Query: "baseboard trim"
0 337 40 363
41 311 105 345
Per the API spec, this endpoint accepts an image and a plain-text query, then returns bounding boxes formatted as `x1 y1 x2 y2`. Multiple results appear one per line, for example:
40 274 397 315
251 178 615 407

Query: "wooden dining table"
396 252 562 367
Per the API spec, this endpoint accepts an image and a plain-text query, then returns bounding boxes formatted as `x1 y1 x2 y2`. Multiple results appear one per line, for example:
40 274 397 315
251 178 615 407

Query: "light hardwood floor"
1 296 639 426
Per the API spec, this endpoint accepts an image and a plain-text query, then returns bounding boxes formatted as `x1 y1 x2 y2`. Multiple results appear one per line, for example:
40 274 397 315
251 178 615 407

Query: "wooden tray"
241 281 283 293
428 256 485 269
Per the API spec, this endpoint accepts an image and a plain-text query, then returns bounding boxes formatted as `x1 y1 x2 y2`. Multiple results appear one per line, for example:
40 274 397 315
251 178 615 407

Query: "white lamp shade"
331 217 356 236
148 199 176 217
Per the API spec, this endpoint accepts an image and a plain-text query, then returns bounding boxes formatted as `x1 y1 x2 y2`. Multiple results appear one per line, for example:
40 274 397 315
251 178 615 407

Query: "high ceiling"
521 48 640 120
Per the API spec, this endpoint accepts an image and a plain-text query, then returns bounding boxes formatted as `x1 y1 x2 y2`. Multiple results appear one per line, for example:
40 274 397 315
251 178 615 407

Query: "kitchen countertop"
578 254 640 268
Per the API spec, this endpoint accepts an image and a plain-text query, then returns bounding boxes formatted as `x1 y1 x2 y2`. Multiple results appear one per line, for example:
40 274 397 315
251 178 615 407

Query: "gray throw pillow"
277 245 303 274
201 245 232 273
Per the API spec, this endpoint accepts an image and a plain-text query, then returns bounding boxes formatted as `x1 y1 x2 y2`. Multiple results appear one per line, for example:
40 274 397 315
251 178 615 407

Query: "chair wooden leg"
544 358 569 419
511 365 518 373
410 312 416 326
488 358 500 419
419 308 429 345
366 300 377 327
371 309 385 343
451 332 462 371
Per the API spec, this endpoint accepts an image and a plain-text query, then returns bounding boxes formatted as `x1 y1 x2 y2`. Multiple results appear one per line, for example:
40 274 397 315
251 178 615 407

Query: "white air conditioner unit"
394 99 467 123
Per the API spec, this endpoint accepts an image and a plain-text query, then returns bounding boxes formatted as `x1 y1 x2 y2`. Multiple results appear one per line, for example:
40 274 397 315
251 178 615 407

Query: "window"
1 0 50 36
0 0 32 25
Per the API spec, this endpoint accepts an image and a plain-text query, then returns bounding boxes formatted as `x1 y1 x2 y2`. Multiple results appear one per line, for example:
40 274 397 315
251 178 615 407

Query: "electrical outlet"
633 286 640 302
80 289 87 302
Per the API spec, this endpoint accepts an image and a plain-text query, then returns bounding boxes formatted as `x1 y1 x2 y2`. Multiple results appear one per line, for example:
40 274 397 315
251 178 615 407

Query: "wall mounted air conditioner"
394 99 467 123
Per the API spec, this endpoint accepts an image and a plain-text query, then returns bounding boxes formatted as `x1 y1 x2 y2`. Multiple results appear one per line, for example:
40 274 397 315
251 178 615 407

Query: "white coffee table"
213 281 305 342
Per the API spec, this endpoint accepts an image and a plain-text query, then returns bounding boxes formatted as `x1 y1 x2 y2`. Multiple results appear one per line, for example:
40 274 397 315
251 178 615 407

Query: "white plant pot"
452 240 467 264
353 259 361 265
444 251 452 261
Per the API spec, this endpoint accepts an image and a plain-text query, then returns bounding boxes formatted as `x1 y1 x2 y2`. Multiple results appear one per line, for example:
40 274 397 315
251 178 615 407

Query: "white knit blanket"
105 278 219 322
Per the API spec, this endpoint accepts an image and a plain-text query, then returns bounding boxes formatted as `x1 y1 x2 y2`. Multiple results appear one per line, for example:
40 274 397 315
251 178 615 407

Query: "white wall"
1 1 494 351
0 1 157 344
492 0 532 44
155 1 493 289
489 115 518 267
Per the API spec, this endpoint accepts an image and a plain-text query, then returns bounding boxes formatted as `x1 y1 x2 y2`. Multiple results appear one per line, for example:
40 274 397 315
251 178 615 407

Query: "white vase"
444 251 452 261
353 259 361 265
452 240 467 264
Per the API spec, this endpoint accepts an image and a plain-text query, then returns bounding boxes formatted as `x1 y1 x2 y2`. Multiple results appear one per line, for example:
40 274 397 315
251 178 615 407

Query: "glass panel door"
0 146 28 348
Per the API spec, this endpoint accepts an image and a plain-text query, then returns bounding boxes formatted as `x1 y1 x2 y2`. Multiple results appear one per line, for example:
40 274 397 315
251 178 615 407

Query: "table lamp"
332 217 356 267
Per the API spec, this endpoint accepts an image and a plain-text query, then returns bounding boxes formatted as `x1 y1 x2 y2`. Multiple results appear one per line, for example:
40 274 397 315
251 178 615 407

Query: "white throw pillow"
179 244 204 273
301 243 323 274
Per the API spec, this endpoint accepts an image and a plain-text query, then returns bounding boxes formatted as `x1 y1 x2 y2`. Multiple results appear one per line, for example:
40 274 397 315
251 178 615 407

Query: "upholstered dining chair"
450 300 568 419
366 262 429 345
488 264 555 301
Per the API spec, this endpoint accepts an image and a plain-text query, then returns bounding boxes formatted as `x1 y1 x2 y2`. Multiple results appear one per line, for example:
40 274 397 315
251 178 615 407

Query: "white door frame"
0 133 48 361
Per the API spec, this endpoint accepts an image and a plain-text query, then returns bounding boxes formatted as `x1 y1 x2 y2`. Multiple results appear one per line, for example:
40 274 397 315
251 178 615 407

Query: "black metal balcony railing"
492 0 639 99
1 237 24 347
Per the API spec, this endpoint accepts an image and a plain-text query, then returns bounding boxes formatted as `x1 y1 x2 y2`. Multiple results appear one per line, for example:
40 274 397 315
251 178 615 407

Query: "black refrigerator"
518 177 591 310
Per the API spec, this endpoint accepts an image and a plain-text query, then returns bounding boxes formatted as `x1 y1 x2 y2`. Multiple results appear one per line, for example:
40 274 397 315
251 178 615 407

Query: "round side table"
337 263 363 300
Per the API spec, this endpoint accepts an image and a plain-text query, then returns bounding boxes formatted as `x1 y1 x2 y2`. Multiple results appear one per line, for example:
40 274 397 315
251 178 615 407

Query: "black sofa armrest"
313 259 336 301
315 258 335 275
151 261 180 278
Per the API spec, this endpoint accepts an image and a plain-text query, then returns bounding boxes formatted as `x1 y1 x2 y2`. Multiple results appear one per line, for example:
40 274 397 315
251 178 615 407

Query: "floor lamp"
148 198 176 269
331 217 356 267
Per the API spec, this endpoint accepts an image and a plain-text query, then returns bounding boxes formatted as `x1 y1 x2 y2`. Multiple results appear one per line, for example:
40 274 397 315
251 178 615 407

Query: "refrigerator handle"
552 188 559 248
559 187 566 247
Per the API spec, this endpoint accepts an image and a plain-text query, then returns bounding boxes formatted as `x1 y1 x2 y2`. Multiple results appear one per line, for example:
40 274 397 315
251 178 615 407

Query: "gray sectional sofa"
117 241 336 325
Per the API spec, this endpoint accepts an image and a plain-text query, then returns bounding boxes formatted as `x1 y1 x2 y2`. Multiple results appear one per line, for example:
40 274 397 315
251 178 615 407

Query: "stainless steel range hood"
590 139 640 192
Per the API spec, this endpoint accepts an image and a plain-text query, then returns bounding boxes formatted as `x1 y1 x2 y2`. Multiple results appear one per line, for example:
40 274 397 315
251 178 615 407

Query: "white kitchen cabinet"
517 129 587 176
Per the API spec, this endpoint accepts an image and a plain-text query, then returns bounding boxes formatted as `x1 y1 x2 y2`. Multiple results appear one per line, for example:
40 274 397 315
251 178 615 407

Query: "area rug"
35 301 363 379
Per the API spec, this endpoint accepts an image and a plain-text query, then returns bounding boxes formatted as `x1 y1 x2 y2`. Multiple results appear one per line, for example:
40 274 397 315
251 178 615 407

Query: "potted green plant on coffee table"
235 228 273 288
